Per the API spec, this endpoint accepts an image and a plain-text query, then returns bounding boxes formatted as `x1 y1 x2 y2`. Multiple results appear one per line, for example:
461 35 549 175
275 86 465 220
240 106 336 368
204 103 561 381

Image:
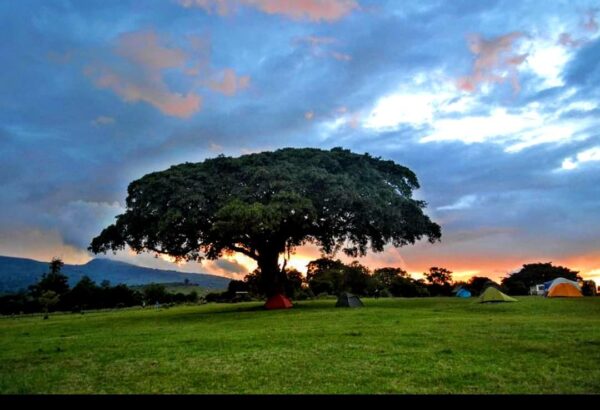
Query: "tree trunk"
257 249 286 297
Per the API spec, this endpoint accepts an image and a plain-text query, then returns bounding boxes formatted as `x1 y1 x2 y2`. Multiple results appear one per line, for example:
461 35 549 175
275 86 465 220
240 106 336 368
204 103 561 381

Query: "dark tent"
264 294 293 310
335 292 364 308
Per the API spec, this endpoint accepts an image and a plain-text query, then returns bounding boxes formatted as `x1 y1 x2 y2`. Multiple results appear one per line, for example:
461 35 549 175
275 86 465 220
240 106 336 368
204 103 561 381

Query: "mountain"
0 255 231 293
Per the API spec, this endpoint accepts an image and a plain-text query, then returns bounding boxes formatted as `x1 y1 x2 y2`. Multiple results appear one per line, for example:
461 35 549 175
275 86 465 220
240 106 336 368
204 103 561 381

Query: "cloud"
207 68 251 96
561 146 600 170
84 30 251 118
583 9 598 33
331 51 351 61
295 35 352 61
91 116 115 126
362 76 475 132
558 33 584 48
420 102 594 153
0 229 91 265
457 32 527 94
85 30 202 118
179 0 359 22
56 200 125 249
437 195 478 211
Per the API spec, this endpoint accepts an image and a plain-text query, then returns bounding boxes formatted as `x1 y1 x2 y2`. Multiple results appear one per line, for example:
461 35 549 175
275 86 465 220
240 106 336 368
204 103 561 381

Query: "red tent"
264 294 293 310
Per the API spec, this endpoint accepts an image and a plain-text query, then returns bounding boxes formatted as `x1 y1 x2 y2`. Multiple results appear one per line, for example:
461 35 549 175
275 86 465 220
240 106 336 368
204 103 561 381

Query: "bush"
379 289 392 298
205 292 225 303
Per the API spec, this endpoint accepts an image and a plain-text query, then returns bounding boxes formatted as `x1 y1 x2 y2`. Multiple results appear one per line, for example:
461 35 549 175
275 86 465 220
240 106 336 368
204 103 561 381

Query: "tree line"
209 259 597 302
0 258 198 316
2 257 596 315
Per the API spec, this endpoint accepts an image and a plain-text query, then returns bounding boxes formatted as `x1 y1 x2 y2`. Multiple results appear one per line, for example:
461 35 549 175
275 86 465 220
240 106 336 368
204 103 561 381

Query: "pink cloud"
457 32 527 94
86 63 202 118
304 35 337 46
179 0 359 21
85 30 249 118
207 68 251 96
116 31 187 70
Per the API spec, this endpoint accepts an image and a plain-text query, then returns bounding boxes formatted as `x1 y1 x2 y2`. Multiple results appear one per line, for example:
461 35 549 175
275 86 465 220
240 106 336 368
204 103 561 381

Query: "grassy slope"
1 297 599 394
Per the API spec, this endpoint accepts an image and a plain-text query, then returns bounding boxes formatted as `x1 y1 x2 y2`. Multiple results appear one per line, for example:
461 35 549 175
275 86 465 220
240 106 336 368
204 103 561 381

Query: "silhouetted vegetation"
423 267 454 296
466 276 501 296
0 258 201 315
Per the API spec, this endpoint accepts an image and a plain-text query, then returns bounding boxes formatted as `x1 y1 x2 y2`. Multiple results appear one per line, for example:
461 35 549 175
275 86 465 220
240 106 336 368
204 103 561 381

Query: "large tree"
89 147 441 296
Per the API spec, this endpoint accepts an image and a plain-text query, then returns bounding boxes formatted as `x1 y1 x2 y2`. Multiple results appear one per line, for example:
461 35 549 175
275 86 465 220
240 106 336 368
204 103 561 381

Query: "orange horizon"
3 245 598 285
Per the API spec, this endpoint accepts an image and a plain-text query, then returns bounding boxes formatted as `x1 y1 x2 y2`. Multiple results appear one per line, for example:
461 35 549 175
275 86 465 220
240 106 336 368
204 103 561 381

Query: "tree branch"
229 244 259 260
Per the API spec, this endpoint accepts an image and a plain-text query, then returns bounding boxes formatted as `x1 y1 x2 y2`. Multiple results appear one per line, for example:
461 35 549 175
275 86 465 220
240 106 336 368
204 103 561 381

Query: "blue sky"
1 0 599 282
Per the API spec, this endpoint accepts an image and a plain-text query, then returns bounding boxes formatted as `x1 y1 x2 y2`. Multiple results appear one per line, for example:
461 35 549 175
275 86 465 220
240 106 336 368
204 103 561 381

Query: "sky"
1 0 600 283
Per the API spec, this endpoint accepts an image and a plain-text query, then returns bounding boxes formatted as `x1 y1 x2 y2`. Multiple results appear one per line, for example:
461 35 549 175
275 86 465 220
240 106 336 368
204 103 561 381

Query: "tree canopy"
90 147 441 295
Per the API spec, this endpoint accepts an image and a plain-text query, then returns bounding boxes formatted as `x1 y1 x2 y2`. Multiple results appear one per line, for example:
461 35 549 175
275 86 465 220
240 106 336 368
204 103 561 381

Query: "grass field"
1 297 599 394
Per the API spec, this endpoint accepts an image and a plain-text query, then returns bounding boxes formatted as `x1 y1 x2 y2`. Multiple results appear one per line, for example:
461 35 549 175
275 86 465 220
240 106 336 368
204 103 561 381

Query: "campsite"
1 296 599 394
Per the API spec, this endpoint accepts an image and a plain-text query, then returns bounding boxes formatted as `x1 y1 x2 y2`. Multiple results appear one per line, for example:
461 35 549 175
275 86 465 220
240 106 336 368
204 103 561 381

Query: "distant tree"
502 263 581 295
227 280 249 294
172 293 188 303
581 280 597 296
186 290 199 303
29 257 70 298
108 284 142 307
424 267 453 296
452 280 468 291
306 258 346 295
143 283 169 304
284 268 304 299
372 267 408 290
64 276 100 310
389 276 426 297
89 147 441 297
0 293 31 315
341 261 371 295
467 276 500 296
244 269 268 297
425 267 453 286
49 257 64 274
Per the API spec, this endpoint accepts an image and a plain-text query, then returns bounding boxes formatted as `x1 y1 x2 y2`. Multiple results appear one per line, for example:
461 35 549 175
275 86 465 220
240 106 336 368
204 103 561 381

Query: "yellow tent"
479 287 518 303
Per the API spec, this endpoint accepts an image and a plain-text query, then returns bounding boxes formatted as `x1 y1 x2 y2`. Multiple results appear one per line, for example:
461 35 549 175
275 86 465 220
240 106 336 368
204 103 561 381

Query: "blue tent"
456 288 472 298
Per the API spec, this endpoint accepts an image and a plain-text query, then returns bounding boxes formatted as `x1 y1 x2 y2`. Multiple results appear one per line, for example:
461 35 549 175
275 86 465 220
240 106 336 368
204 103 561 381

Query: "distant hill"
0 255 231 293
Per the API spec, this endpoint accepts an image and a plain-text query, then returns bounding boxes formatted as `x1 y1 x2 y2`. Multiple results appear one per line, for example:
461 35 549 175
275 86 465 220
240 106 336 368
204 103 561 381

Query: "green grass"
1 297 599 394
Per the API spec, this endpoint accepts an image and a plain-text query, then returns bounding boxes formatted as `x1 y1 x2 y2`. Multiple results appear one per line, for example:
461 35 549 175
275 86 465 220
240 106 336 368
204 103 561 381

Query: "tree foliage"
29 257 70 298
372 267 408 289
89 147 441 295
467 276 500 296
424 267 453 296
